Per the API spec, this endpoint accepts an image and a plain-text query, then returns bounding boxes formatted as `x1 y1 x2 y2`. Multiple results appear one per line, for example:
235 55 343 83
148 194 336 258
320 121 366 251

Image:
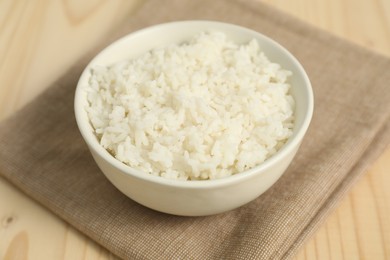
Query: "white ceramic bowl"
74 21 313 216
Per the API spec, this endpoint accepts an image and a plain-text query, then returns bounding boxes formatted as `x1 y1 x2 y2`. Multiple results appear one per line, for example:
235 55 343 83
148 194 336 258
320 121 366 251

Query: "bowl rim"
74 20 314 189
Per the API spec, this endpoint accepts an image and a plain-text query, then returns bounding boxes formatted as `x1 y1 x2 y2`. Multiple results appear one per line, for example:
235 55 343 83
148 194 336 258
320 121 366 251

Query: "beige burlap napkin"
1 0 390 259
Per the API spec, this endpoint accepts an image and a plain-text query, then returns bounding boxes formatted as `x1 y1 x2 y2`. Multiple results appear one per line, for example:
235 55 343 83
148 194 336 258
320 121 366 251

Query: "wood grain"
0 0 389 259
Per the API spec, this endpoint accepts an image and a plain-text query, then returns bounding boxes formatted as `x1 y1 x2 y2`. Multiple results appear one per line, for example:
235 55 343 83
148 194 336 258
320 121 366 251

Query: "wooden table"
1 1 389 259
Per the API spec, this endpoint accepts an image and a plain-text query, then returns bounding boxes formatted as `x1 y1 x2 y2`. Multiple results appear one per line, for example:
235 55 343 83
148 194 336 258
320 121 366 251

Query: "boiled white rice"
85 32 295 180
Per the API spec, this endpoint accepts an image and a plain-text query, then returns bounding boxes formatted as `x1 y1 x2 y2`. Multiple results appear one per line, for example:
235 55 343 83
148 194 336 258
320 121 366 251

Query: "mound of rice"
86 32 295 180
